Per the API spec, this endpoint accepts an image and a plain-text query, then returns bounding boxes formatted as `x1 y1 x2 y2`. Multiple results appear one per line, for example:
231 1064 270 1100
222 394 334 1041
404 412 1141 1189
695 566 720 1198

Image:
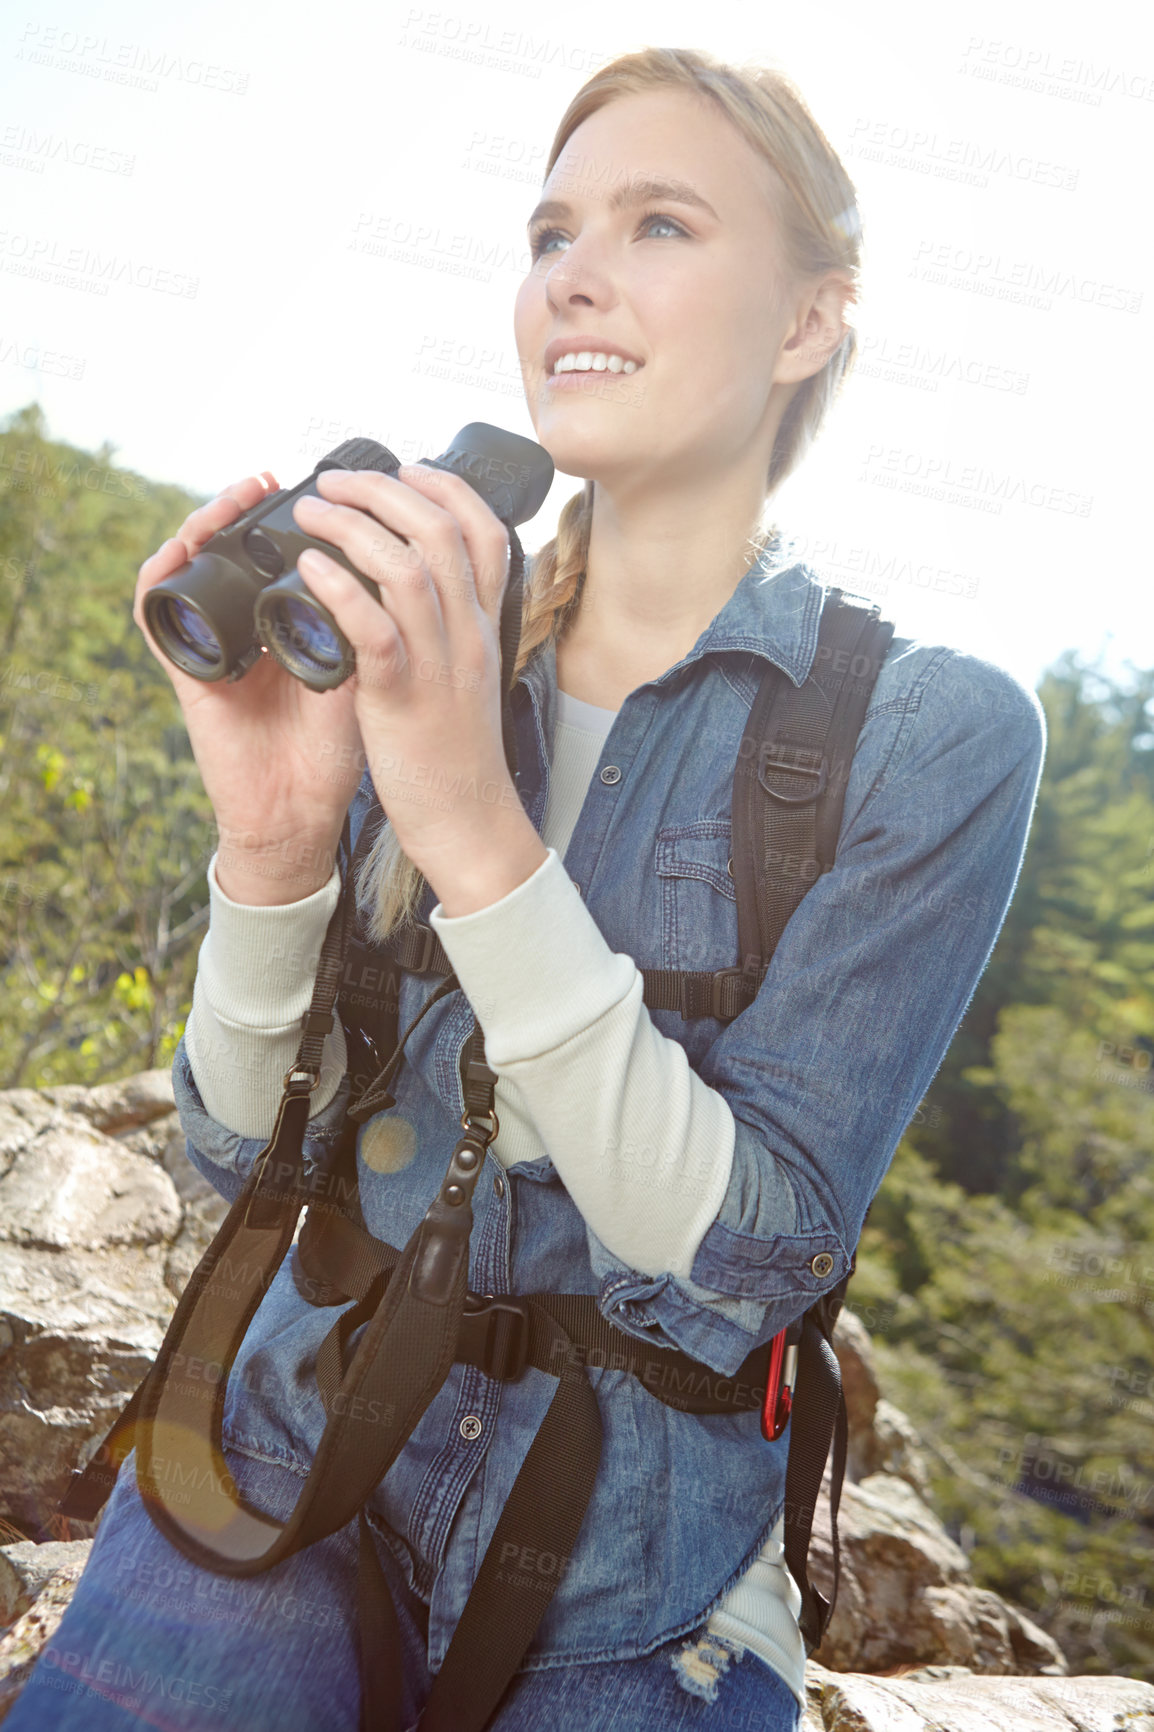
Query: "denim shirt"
171 551 1046 1672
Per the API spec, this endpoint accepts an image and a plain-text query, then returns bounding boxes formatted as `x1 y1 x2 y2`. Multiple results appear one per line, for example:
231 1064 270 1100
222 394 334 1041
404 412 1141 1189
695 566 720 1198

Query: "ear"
774 273 853 385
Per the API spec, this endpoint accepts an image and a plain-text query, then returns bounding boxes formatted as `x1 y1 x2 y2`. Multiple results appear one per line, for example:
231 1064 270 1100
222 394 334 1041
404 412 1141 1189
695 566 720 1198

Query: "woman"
9 45 1045 1732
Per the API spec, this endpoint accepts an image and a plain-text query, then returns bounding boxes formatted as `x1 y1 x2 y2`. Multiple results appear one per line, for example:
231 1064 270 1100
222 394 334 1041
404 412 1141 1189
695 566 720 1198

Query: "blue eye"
528 210 688 262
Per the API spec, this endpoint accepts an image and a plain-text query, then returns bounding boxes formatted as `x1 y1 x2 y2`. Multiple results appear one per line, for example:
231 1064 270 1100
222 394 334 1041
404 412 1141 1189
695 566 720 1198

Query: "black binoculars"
142 424 554 692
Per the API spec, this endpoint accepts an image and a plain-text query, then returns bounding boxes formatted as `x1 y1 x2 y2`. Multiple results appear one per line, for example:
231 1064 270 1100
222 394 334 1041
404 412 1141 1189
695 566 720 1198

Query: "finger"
294 549 411 694
391 463 512 625
174 470 278 559
292 484 447 674
312 465 509 636
134 471 278 657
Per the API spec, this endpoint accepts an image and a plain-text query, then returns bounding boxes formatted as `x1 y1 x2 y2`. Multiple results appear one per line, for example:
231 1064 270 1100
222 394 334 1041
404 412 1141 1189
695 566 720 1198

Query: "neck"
550 472 774 710
569 471 772 662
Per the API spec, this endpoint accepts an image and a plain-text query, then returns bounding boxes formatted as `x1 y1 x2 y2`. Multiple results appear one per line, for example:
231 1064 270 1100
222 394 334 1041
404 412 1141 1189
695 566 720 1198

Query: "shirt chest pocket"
655 819 739 973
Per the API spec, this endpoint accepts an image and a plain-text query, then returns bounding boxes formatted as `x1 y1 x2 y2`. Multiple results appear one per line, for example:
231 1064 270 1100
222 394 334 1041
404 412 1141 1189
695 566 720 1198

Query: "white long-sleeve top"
184 683 808 1709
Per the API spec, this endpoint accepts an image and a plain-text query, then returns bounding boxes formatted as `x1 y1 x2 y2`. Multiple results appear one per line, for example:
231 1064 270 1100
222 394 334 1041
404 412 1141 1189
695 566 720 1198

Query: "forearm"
430 846 736 1277
184 852 348 1137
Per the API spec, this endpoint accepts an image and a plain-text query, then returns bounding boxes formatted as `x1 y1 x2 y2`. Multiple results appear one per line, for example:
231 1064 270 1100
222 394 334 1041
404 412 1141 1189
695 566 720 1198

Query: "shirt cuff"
428 846 637 1061
198 851 342 1026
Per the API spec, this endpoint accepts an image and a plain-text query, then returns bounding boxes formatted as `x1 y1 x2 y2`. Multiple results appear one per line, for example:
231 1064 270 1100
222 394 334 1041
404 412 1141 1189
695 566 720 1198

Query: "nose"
544 239 610 313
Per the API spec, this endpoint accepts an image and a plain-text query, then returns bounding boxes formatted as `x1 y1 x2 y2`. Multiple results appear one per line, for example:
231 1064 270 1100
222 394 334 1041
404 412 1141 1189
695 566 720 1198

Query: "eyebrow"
527 173 720 230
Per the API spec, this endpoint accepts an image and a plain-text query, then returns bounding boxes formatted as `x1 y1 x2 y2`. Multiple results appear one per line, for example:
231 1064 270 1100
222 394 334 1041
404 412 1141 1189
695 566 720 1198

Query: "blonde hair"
356 44 863 945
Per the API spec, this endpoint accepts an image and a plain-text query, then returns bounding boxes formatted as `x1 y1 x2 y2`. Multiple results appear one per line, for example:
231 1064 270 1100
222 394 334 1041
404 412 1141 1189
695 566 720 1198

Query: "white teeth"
552 351 639 375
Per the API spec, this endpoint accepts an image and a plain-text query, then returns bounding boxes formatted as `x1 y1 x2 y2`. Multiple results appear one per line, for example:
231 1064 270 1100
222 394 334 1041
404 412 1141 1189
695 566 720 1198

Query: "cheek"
513 277 542 347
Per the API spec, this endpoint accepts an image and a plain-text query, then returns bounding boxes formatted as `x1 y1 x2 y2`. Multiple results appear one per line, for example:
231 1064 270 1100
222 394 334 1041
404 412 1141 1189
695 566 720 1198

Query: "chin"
526 416 635 485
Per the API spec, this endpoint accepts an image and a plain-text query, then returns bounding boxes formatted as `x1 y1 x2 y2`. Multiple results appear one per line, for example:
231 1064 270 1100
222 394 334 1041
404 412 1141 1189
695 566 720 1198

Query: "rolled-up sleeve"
172 1033 354 1207
594 647 1046 1373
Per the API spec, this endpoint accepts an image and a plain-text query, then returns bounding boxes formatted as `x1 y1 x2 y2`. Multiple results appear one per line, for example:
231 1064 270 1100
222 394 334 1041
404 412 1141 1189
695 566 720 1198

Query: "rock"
867 1399 933 1500
0 1557 89 1721
40 1068 176 1136
802 1658 1154 1729
805 1469 1069 1676
0 1077 227 1542
830 1308 881 1486
0 1540 92 1626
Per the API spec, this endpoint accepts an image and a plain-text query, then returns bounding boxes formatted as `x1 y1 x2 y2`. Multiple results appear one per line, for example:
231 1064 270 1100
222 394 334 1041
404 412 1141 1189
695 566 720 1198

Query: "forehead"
543 86 776 218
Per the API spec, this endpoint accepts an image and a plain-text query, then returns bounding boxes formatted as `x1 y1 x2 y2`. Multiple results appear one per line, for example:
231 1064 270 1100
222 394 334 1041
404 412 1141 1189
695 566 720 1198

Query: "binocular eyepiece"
143 424 554 692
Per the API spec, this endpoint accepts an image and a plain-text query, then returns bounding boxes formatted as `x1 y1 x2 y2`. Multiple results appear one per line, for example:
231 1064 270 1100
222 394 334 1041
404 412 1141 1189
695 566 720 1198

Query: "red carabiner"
760 1327 799 1441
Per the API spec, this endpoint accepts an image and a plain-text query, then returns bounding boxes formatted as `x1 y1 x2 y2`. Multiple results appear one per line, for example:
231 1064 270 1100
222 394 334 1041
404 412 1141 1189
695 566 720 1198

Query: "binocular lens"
279 598 346 672
153 596 223 672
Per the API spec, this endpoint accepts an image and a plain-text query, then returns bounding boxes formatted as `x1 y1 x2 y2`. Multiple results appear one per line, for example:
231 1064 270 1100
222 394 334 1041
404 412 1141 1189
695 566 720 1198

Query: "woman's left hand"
291 462 526 882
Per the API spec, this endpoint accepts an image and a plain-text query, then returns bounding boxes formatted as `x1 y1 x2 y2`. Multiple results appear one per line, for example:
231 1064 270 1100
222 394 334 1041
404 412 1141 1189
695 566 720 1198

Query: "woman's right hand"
134 471 367 904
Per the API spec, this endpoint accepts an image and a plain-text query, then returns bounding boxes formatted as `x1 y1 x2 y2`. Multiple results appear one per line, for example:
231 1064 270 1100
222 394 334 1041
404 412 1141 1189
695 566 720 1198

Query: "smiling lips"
551 350 640 375
542 336 645 378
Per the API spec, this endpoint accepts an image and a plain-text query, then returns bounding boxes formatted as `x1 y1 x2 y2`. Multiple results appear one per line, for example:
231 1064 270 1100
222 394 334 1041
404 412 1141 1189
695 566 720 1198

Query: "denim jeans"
7 1442 801 1732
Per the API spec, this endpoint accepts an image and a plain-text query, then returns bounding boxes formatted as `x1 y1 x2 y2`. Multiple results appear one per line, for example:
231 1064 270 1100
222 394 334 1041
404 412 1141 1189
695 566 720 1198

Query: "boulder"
0 1555 91 1723
0 1072 228 1543
802 1658 1154 1729
0 1541 92 1628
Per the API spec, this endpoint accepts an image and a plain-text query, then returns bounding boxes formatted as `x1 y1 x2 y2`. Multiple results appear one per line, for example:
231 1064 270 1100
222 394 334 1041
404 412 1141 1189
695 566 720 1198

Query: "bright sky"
1 0 1149 693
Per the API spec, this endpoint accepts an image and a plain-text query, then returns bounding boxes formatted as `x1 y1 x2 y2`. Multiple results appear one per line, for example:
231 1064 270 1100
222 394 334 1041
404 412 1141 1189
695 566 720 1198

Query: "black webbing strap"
782 1312 849 1653
733 592 892 972
355 924 767 1024
338 1296 602 1732
295 1201 773 1418
638 963 764 1021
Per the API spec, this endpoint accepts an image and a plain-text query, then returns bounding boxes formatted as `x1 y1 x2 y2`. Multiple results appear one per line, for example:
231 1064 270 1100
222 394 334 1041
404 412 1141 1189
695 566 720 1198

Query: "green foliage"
856 654 1154 1681
0 402 214 1083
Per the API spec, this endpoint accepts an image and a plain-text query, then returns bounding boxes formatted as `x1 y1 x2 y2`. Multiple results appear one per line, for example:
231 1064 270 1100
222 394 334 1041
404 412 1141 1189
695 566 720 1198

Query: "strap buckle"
759 744 828 805
459 1291 531 1381
699 966 758 1022
410 923 440 972
282 1064 320 1093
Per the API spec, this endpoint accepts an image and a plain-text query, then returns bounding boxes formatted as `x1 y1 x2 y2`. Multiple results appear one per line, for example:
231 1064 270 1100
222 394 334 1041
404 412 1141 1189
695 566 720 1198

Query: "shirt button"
810 1252 835 1278
571 879 582 897
599 765 622 785
493 1174 505 1198
459 1414 483 1441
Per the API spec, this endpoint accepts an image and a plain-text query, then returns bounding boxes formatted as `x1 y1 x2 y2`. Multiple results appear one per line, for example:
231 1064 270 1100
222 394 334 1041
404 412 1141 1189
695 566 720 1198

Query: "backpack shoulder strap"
730 585 893 1655
732 586 895 980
